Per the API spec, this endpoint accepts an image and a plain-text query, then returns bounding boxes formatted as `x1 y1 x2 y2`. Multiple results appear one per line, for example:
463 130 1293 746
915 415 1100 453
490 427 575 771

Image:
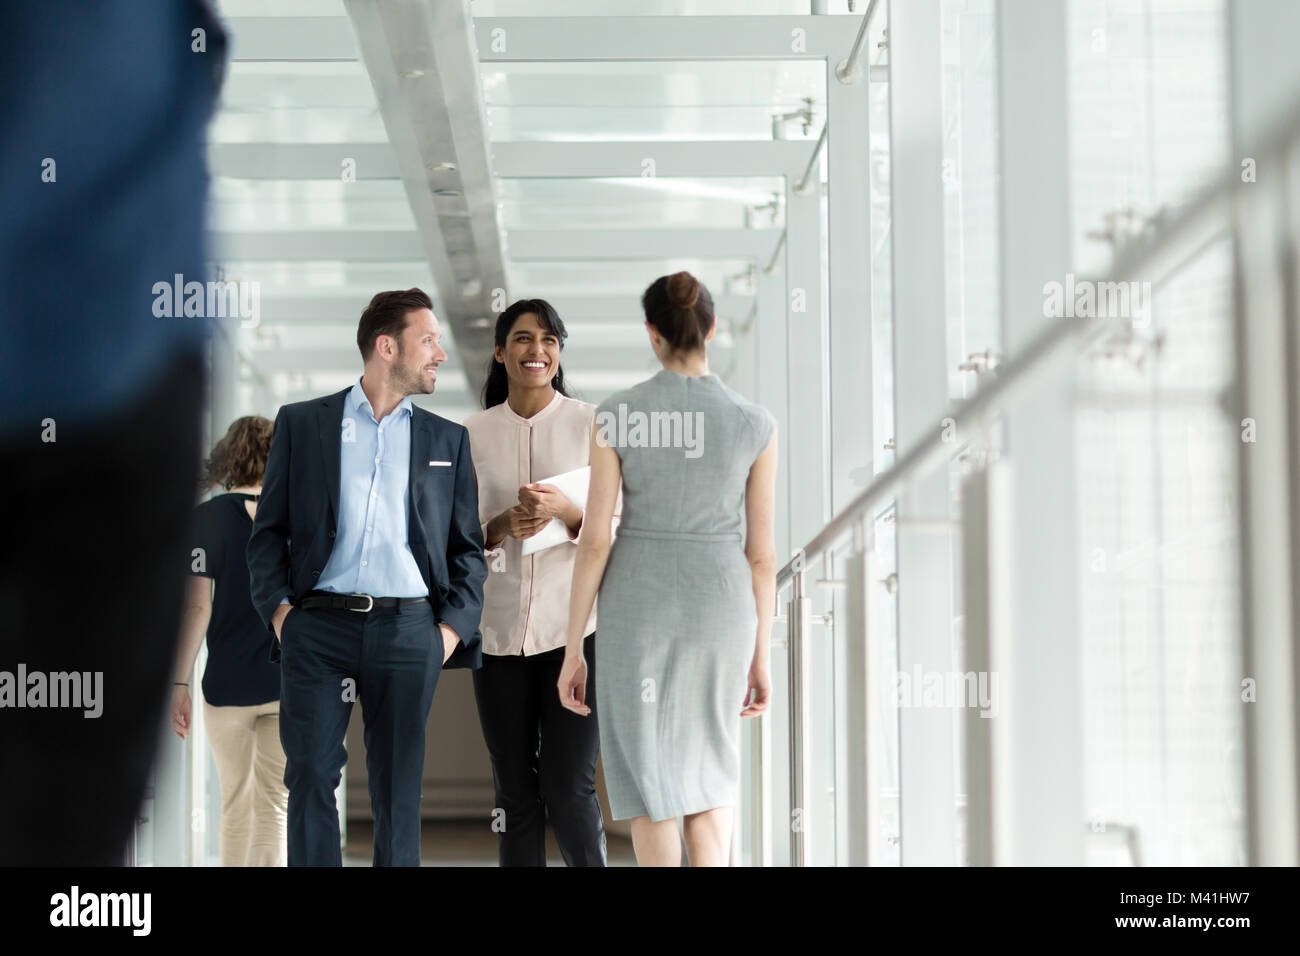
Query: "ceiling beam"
212 229 425 261
492 140 811 179
473 16 849 62
225 16 359 61
506 229 780 261
247 292 755 324
210 140 810 181
543 293 754 320
209 143 400 180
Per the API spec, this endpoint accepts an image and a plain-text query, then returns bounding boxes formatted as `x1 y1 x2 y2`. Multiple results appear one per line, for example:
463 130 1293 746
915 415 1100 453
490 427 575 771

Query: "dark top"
191 493 280 706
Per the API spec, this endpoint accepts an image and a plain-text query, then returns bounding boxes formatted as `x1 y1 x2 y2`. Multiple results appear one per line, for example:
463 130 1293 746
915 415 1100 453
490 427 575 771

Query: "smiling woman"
479 298 573 409
463 297 614 866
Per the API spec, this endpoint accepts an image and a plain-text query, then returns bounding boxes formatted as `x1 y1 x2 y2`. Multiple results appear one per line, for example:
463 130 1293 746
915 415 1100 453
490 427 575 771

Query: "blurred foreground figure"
0 1 227 865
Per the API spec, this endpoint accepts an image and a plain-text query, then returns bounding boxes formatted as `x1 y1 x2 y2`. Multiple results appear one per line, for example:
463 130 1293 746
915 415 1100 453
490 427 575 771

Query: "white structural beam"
506 229 780 262
492 141 814 180
824 28 874 869
993 0 1082 866
474 16 846 62
221 73 380 110
754 262 791 866
225 16 358 61
209 144 400 180
1228 0 1300 867
784 186 829 547
213 230 424 261
888 0 958 868
784 166 831 868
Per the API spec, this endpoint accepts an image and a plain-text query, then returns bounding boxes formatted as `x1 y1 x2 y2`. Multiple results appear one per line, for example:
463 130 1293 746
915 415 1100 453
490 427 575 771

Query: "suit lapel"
318 388 349 526
408 409 429 527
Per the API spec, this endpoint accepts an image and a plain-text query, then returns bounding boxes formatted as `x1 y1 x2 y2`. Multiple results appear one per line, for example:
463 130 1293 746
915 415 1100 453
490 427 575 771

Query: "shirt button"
375 457 380 464
366 525 373 532
361 560 368 567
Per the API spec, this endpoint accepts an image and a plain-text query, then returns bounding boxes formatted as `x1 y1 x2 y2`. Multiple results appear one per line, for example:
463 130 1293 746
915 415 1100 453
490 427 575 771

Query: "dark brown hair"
203 415 273 490
356 288 433 361
641 271 714 354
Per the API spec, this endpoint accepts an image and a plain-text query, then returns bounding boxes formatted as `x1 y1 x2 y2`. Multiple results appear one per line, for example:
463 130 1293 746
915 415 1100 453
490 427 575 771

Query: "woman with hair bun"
558 270 779 867
171 415 289 866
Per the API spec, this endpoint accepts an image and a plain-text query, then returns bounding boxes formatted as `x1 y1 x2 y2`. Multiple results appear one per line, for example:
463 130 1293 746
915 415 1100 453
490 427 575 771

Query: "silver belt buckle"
348 593 374 613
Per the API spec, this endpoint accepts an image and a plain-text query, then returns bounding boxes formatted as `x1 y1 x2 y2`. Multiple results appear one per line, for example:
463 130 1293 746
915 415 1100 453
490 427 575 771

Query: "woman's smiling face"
496 310 561 389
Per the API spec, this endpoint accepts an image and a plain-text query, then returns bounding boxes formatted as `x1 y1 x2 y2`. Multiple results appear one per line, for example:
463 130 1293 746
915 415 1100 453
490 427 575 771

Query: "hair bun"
666 271 700 309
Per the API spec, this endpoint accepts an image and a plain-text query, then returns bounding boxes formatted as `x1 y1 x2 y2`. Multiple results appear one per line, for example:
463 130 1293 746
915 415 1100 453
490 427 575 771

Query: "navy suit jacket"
247 386 488 669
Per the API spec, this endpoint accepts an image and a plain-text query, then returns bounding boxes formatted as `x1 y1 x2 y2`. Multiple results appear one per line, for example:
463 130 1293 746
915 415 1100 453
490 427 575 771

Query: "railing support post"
788 570 813 865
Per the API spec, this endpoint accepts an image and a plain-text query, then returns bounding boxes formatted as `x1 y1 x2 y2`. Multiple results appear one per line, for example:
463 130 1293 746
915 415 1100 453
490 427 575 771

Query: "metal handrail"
774 158 1244 590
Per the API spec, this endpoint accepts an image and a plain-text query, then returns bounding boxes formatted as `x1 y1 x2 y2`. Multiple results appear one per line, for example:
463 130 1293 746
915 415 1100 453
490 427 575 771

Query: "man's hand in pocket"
272 604 292 642
439 623 460 664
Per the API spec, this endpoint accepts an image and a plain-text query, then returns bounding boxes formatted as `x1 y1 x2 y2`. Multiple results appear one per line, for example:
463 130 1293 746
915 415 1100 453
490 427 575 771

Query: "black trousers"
278 600 441 866
0 353 203 865
471 632 606 866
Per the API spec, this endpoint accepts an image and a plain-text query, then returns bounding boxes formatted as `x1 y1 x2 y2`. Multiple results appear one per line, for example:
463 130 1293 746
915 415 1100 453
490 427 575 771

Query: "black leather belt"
299 592 428 613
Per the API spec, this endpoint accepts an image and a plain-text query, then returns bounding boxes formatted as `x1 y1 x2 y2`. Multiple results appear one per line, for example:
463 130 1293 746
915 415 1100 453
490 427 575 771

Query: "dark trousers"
278 600 441 866
471 632 606 866
0 353 203 865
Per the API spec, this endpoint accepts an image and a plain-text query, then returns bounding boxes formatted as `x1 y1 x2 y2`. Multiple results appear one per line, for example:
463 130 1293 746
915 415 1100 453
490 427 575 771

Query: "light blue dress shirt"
315 380 429 598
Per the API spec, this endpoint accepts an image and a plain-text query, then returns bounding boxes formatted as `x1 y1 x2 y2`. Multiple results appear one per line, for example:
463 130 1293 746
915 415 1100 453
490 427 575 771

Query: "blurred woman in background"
171 415 288 866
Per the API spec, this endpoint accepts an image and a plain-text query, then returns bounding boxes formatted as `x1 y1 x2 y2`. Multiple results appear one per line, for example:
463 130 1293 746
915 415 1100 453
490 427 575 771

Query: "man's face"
388 307 447 397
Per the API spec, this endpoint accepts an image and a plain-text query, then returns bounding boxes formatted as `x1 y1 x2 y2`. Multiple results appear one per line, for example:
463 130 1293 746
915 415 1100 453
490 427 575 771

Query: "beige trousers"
203 698 289 866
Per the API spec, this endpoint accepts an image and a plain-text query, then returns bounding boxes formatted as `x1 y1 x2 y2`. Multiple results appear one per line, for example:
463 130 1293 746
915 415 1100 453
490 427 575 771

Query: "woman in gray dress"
558 270 778 866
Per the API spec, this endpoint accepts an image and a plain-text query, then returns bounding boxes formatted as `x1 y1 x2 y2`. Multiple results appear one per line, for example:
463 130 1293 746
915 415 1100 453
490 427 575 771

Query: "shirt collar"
348 379 413 424
499 389 563 425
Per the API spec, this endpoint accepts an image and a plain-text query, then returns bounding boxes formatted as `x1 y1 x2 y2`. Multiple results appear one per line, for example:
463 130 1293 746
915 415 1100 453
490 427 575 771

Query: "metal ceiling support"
225 16 358 61
344 0 509 397
473 16 847 61
506 229 782 262
491 140 814 180
209 144 400 180
214 230 425 261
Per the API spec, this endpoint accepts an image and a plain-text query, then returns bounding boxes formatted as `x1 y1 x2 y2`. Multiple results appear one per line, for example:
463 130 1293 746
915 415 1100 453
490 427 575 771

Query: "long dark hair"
481 298 574 409
642 271 714 353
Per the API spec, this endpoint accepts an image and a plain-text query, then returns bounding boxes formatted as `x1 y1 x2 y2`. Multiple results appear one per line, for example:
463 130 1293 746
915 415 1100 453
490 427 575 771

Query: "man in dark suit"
247 288 487 866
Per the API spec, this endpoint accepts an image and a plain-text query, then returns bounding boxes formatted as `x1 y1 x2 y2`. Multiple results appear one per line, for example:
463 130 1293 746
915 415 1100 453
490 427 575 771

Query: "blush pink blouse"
463 391 619 656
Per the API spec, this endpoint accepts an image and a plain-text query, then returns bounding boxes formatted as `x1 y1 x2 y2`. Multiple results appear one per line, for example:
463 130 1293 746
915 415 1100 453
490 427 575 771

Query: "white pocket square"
429 460 452 467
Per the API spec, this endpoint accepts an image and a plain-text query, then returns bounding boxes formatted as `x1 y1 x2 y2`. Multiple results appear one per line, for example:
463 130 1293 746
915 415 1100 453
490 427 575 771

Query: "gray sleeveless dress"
593 368 776 821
